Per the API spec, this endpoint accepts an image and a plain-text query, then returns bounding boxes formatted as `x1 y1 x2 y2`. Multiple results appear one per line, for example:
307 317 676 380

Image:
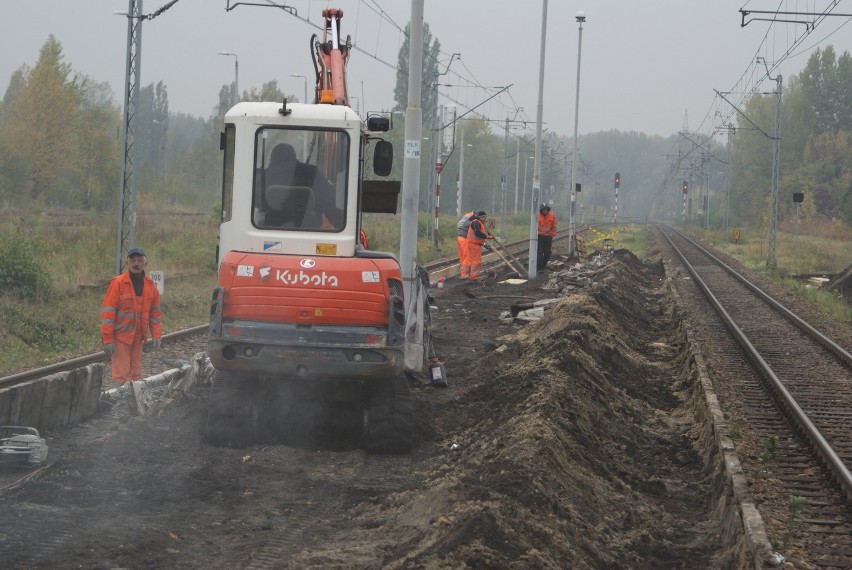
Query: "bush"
0 235 52 299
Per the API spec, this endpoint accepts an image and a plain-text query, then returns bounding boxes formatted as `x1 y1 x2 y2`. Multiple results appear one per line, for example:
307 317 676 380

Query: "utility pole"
568 10 585 258
528 0 547 279
514 137 520 213
767 72 782 269
501 116 509 232
722 124 734 240
399 0 424 301
115 0 144 276
457 125 465 216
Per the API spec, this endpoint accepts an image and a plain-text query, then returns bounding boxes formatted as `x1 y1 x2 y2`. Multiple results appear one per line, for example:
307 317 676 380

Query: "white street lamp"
217 51 239 106
289 74 310 159
290 73 308 104
457 127 473 216
568 10 585 258
523 156 534 211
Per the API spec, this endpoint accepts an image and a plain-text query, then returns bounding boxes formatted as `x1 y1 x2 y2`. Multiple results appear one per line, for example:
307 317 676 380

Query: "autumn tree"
0 36 82 206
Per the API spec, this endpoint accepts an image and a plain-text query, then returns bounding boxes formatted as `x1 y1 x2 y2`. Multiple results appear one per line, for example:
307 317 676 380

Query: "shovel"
486 239 524 274
492 238 526 272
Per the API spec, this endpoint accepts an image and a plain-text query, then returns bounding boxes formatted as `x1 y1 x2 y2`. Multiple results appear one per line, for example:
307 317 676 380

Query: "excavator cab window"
252 127 348 232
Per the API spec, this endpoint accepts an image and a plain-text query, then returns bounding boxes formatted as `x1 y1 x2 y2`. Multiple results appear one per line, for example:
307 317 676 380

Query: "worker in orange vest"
465 211 493 280
100 247 163 382
537 204 556 270
456 210 477 278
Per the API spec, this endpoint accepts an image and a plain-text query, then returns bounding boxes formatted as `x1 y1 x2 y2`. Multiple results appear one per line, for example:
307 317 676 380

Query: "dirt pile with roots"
286 250 736 568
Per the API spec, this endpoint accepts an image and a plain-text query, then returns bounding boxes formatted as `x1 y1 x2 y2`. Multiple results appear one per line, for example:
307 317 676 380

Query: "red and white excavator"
207 9 432 452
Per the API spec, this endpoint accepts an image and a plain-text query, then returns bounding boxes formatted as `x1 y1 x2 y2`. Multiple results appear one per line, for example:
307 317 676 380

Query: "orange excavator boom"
312 8 350 106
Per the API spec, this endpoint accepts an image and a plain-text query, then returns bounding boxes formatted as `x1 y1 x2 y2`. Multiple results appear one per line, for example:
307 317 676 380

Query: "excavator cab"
206 8 420 454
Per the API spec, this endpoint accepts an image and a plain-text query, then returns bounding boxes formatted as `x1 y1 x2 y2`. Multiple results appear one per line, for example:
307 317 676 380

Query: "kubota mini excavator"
207 9 428 452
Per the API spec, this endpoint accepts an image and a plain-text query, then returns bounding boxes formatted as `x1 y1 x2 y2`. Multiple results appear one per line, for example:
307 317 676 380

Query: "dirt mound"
1 250 748 568
287 251 733 568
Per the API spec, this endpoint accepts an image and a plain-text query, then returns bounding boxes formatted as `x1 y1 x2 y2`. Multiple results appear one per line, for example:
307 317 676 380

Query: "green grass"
689 219 851 324
1 207 847 375
0 209 219 375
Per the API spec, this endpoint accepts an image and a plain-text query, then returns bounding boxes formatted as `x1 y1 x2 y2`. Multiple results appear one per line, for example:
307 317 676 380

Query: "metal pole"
767 74 782 269
501 117 509 232
457 125 465 216
433 104 444 248
115 0 143 276
289 73 308 104
290 74 309 158
399 0 424 301
514 137 520 213
723 126 732 240
794 202 800 260
528 0 548 279
569 11 585 258
218 52 239 106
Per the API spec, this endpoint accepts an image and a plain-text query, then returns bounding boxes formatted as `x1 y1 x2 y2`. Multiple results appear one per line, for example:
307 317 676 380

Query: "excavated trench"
0 249 761 568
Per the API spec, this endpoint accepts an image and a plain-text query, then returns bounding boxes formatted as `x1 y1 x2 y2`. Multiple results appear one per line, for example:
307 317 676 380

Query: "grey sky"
3 1 850 139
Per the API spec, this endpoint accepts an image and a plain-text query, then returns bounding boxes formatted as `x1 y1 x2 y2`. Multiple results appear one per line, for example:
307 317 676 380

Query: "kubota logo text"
275 269 339 287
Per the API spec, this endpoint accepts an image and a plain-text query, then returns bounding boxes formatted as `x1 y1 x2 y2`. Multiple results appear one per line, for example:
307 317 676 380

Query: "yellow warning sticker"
314 307 323 317
315 243 337 255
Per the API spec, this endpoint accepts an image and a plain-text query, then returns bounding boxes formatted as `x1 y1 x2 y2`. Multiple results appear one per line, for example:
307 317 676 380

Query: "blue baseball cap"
127 247 146 258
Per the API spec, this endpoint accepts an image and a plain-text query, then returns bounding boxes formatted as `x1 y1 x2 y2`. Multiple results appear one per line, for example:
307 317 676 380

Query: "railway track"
658 225 852 567
0 229 579 390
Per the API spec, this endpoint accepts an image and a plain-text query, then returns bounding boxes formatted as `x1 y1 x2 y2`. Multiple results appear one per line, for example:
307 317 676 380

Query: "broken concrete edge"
0 364 103 431
663 262 779 569
100 352 212 406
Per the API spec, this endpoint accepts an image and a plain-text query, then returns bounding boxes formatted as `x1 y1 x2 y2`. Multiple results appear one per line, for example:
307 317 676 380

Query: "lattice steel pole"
115 0 144 275
767 74 782 269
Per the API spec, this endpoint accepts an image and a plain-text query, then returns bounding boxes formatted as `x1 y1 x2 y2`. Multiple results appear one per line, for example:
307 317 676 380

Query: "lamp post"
522 156 534 211
290 73 308 104
290 74 309 159
217 51 239 106
457 127 473 216
568 10 585 258
113 1 144 275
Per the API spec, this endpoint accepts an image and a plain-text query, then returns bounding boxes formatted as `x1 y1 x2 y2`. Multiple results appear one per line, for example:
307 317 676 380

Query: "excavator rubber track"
207 371 412 453
362 375 415 454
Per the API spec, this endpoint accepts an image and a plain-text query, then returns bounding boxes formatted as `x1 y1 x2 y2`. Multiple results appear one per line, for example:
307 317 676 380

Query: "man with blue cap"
100 247 163 382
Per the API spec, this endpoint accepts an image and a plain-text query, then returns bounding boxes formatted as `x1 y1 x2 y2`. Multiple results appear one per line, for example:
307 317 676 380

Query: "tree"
139 81 170 182
76 79 120 210
393 22 441 125
0 36 82 205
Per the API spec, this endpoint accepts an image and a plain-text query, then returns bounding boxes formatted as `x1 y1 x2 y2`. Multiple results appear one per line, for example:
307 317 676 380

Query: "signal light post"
613 172 620 222
681 180 689 222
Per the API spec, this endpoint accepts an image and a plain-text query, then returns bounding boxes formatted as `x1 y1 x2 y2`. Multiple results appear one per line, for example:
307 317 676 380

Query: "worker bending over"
456 209 479 279
465 211 493 280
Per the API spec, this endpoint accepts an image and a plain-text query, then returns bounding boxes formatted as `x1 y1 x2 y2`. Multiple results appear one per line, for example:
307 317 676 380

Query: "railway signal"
614 173 620 188
682 180 689 194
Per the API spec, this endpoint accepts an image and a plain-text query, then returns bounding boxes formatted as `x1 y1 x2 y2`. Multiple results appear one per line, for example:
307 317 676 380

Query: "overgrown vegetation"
691 219 851 323
770 495 808 551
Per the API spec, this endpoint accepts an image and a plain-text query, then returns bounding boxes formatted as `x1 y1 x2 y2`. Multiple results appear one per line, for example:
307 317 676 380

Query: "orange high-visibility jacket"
466 218 491 244
537 210 557 237
101 272 163 345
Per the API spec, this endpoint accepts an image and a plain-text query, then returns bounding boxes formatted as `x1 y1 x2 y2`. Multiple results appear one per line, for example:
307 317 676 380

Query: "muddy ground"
1 248 748 569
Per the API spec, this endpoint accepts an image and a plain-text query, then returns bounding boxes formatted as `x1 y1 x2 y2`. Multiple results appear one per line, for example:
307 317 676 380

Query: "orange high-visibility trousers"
457 236 470 277
466 240 484 279
111 336 144 382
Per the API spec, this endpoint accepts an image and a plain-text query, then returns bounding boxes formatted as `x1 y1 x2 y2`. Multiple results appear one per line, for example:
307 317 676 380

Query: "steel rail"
672 228 851 365
0 221 613 389
0 325 208 390
659 224 852 500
